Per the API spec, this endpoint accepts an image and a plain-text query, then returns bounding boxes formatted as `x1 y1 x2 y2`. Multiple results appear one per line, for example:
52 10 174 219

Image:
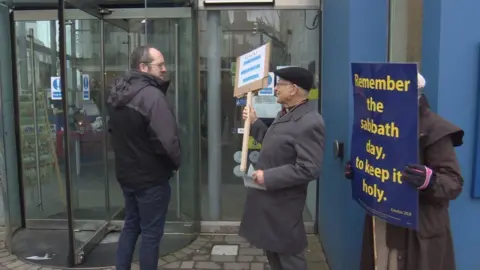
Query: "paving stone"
179 261 195 269
164 261 181 268
237 255 253 262
163 255 177 263
0 255 17 264
223 262 249 270
192 255 210 261
238 242 250 248
189 243 204 250
255 256 267 263
0 232 326 270
211 245 238 256
251 263 264 270
307 261 330 270
239 248 263 256
224 235 245 244
174 251 188 259
13 263 33 270
210 255 236 262
182 248 195 255
195 262 221 269
211 235 224 242
196 249 209 255
198 235 213 241
304 249 326 262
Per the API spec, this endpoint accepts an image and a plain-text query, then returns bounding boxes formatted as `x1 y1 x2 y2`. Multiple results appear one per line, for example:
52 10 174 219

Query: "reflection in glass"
198 10 320 221
15 20 68 220
103 20 130 219
105 16 198 227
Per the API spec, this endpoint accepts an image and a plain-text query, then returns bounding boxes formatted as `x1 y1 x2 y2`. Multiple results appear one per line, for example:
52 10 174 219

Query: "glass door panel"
64 16 110 257
144 17 197 226
103 20 129 219
15 20 68 221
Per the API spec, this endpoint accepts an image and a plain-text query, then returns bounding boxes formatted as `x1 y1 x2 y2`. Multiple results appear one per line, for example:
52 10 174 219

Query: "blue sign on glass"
259 72 275 96
51 77 62 100
236 97 247 107
82 74 90 100
350 62 419 230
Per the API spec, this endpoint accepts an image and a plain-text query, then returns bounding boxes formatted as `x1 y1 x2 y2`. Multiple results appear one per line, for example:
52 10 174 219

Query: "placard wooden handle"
372 216 378 270
240 92 253 172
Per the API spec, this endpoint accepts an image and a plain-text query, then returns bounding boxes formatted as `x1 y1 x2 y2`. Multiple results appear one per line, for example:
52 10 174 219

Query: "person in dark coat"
108 46 180 270
239 67 325 270
344 74 464 270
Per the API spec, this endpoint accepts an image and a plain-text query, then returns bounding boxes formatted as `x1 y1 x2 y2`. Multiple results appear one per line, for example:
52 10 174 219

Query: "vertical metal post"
70 21 78 108
50 21 58 75
206 11 221 220
17 22 28 91
314 8 323 235
9 8 27 230
386 0 392 62
58 0 76 266
100 19 111 219
27 29 43 211
174 23 181 219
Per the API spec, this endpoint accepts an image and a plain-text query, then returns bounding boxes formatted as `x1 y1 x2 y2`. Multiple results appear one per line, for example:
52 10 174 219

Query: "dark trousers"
115 183 171 270
265 250 307 270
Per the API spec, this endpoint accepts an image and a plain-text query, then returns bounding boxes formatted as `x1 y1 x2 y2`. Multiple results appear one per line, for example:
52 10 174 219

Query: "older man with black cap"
239 66 325 270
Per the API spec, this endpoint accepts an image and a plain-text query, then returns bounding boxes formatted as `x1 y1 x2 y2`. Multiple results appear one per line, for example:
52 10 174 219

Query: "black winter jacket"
107 71 181 190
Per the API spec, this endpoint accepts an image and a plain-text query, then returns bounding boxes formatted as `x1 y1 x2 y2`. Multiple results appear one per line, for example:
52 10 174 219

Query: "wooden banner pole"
373 216 378 270
240 92 253 172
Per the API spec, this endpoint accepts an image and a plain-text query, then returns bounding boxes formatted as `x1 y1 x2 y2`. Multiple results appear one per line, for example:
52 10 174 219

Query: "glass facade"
0 0 320 267
198 9 320 221
11 7 198 225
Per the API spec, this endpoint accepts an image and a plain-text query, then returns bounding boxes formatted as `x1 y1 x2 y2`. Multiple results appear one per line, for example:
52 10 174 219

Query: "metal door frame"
12 6 196 266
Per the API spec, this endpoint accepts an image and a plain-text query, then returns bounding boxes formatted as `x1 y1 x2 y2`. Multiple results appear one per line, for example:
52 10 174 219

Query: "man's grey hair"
297 86 309 97
130 45 154 70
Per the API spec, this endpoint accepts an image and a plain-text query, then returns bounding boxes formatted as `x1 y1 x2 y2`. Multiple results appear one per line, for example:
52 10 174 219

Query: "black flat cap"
273 66 314 91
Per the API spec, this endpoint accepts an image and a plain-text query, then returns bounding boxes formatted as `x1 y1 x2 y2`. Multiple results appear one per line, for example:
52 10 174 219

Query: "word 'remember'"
354 74 411 92
354 74 412 138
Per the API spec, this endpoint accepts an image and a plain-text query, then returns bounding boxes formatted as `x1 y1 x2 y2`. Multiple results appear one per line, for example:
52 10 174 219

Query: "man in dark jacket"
108 46 181 270
239 67 325 270
344 74 464 270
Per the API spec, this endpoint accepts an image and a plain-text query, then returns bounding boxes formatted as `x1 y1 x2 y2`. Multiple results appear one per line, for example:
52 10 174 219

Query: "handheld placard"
233 43 271 172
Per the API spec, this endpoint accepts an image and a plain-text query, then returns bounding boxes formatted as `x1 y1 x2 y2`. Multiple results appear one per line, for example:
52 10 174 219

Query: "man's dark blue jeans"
115 182 171 270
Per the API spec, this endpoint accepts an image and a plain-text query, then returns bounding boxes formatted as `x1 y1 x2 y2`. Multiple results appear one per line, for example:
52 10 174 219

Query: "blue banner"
350 63 419 230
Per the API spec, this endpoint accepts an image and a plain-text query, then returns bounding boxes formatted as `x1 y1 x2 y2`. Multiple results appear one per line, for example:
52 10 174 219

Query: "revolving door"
4 0 200 267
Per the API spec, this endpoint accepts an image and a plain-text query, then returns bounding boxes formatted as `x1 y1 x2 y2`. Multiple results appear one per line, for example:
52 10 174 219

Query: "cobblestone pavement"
0 228 329 270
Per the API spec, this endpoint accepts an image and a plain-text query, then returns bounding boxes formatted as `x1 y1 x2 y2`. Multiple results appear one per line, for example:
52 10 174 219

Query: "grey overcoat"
239 102 325 254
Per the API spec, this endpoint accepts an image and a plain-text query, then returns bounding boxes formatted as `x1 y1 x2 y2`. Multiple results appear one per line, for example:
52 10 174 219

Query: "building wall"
319 0 387 270
320 0 480 269
422 0 480 269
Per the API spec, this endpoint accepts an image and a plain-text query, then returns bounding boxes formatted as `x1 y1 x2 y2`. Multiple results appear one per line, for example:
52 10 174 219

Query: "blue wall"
319 0 388 269
422 0 480 269
320 0 480 269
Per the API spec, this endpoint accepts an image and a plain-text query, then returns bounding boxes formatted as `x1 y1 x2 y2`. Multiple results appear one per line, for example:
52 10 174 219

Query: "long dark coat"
239 102 325 254
360 95 464 270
